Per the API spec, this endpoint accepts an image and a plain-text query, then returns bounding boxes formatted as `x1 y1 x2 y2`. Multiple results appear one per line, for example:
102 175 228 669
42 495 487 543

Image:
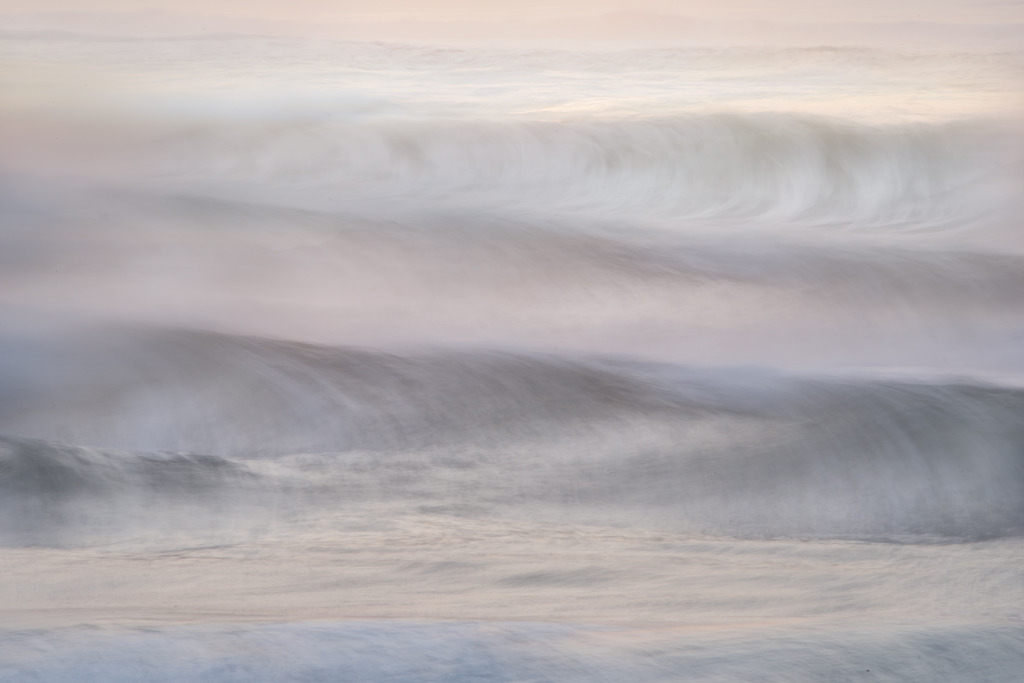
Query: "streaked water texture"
1 32 1023 681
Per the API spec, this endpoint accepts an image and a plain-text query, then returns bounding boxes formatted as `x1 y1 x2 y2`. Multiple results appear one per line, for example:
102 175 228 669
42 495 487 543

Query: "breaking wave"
142 113 1018 229
2 332 1022 543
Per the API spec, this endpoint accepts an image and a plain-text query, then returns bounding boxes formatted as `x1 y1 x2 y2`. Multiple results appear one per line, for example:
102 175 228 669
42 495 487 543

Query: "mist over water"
1 26 1023 682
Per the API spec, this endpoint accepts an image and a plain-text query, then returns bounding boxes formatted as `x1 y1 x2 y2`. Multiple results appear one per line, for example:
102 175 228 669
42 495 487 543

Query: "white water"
1 32 1023 681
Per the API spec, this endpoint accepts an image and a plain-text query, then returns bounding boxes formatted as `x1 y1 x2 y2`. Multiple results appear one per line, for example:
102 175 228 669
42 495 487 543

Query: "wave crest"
3 334 1023 543
122 114 1021 228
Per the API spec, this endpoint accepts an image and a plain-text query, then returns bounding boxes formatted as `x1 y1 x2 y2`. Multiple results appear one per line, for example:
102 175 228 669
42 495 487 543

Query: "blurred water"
1 33 1023 681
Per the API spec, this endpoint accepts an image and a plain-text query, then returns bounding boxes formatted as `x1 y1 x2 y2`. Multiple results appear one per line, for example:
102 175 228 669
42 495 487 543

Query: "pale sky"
3 0 1023 23
2 0 1022 47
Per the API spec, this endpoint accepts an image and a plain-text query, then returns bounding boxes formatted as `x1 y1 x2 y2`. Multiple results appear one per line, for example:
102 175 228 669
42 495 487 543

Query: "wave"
5 327 1024 456
4 110 1016 231
0 437 269 545
3 334 1023 543
0 331 692 456
140 113 1018 228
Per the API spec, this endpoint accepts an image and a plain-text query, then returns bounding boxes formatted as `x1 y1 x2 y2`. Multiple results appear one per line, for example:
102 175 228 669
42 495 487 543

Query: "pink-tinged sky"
4 0 1024 23
1 2 1022 48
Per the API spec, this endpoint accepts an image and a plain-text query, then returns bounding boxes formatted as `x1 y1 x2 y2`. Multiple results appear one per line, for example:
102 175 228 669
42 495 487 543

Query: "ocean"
1 31 1023 681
